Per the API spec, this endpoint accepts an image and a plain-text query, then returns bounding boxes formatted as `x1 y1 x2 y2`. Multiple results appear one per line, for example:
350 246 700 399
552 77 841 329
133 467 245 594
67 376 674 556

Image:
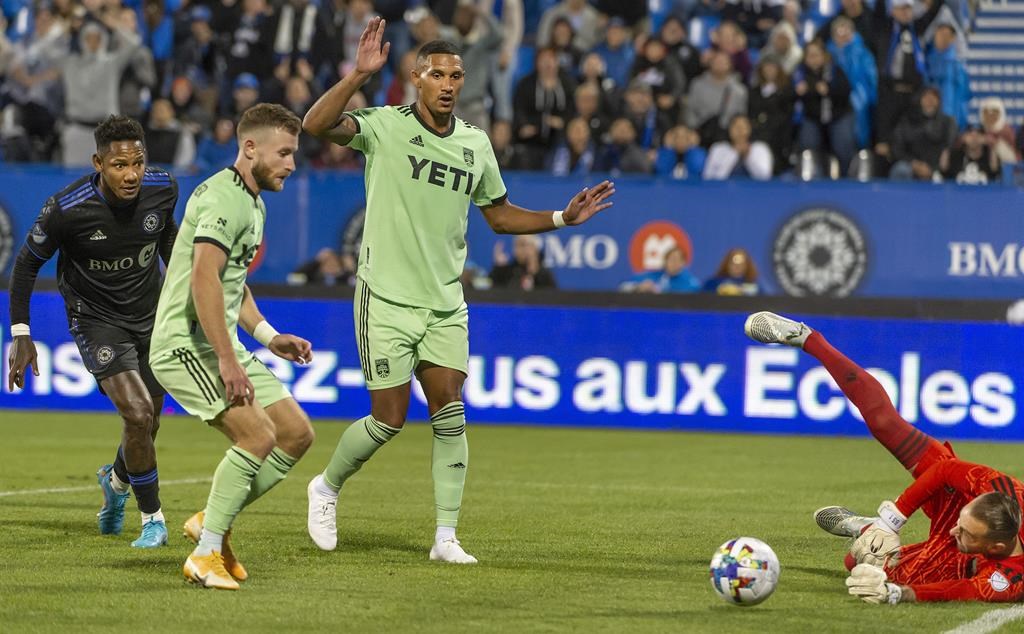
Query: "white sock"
110 471 130 494
196 528 224 555
141 509 165 525
315 474 340 498
435 526 456 543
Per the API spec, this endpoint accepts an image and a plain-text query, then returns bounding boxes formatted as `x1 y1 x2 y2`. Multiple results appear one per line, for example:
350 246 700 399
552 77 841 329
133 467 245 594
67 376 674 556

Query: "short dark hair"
94 115 145 154
236 103 302 139
416 40 462 64
972 491 1022 544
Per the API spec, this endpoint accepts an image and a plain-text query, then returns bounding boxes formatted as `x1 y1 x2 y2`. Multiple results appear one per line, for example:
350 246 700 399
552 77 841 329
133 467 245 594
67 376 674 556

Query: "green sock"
323 415 401 491
431 401 468 528
242 447 299 508
203 447 263 535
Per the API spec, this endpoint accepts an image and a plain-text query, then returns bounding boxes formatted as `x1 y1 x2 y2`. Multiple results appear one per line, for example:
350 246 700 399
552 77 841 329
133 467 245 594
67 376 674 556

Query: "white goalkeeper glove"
846 563 903 605
850 500 906 567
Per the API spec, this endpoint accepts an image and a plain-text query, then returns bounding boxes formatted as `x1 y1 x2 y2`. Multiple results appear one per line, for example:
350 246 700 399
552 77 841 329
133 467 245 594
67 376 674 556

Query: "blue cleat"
96 464 130 535
131 519 168 548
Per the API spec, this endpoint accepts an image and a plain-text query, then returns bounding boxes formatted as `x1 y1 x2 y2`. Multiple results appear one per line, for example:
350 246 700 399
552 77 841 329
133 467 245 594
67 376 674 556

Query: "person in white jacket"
703 115 774 180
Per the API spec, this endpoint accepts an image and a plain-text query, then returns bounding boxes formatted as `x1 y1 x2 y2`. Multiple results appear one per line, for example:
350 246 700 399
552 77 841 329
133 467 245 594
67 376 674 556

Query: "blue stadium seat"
689 15 721 51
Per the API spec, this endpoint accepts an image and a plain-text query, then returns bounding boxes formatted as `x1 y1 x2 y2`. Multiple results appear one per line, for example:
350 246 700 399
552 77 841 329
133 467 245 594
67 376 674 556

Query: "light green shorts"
149 344 292 421
354 279 469 390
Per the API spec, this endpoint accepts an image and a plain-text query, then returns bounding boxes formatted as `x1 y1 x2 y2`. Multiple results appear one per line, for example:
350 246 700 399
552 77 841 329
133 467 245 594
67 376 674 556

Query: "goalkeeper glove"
846 563 903 605
850 500 906 567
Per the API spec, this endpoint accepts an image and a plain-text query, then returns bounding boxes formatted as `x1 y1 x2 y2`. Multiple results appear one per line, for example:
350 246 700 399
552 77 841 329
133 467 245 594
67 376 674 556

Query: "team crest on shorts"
463 148 474 167
989 571 1010 592
95 346 115 367
143 212 161 233
374 358 390 379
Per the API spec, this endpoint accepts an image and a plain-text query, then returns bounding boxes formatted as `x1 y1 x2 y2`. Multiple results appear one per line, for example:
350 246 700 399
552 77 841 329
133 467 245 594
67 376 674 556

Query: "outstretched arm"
480 181 615 234
302 16 389 146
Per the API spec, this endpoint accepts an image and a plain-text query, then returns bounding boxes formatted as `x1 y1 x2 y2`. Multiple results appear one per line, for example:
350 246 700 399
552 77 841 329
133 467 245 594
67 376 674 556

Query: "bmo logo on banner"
629 221 693 272
542 233 618 270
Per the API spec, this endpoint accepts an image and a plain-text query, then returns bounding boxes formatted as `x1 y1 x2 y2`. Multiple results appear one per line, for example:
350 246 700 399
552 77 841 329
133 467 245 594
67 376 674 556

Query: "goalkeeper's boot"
183 551 240 591
744 311 812 348
429 537 478 564
307 475 338 551
131 518 168 548
183 511 248 581
815 506 875 538
96 464 130 535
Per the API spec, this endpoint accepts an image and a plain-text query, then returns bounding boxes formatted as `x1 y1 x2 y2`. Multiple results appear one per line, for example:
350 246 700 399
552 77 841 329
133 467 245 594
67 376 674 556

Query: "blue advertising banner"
0 166 1022 298
2 291 1020 442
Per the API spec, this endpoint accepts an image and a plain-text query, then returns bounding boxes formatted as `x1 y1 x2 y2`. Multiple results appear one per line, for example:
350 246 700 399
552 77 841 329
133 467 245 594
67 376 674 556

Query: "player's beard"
252 157 281 192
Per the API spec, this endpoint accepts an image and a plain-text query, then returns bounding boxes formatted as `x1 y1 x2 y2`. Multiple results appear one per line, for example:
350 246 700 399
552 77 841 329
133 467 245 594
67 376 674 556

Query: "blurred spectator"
385 50 418 105
889 86 956 181
817 0 875 59
173 5 225 86
61 20 144 166
621 80 673 150
169 73 215 139
593 0 647 27
145 97 196 168
704 114 773 180
723 0 784 50
450 0 502 130
116 6 158 122
703 247 760 295
710 21 752 84
761 21 801 75
140 0 173 85
272 0 333 84
748 57 794 174
313 137 364 169
0 17 13 79
195 116 239 171
291 248 355 286
537 0 601 51
1 3 68 162
658 15 702 83
872 0 943 163
578 52 621 105
480 0 522 123
489 119 524 170
592 15 635 88
549 16 582 72
926 23 969 129
620 246 701 294
225 0 276 81
795 40 856 176
979 97 1017 166
630 36 686 118
548 116 596 176
685 50 748 147
654 124 707 179
226 71 260 119
512 47 576 168
573 71 612 140
827 16 877 150
490 235 557 291
282 75 319 164
940 125 1000 185
597 117 651 174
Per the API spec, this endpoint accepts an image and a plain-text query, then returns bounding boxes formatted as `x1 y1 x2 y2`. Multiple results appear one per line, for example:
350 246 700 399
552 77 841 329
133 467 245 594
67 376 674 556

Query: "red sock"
803 332 939 470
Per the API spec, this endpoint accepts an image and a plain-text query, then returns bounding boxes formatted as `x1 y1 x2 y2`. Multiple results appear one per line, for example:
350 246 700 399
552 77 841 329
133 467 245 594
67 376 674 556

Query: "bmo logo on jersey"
408 155 475 195
88 243 157 271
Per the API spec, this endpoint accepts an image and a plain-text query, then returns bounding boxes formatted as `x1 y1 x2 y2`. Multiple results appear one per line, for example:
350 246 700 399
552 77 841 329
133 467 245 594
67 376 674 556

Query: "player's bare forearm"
480 200 562 234
191 245 235 360
237 285 266 336
302 70 370 144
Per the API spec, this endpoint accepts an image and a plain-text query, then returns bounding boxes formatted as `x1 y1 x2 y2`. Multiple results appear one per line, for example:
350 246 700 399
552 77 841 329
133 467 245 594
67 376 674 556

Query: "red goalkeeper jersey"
885 455 1024 602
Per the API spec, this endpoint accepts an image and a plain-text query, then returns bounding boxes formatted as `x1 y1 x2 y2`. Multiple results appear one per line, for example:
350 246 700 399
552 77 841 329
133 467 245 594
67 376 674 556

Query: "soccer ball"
708 537 780 606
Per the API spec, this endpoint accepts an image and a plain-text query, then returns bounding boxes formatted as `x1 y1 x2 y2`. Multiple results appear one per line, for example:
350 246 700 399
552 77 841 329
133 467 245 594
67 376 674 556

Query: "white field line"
943 605 1024 634
0 477 213 498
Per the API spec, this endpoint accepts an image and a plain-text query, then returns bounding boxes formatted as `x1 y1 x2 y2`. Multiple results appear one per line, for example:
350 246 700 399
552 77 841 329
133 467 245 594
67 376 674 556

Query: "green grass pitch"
2 411 1022 633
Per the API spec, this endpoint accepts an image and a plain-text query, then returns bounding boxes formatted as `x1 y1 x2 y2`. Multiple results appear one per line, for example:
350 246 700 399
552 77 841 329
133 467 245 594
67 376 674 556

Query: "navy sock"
112 445 129 485
128 468 161 514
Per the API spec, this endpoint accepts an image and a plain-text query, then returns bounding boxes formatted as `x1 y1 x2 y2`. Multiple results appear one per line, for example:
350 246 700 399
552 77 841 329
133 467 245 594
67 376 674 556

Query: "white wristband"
552 210 566 228
877 500 907 533
11 323 30 337
885 583 903 605
252 320 280 347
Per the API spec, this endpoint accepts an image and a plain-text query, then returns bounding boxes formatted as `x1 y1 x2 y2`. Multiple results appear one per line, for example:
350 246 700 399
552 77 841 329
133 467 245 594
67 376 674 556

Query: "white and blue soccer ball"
709 537 780 606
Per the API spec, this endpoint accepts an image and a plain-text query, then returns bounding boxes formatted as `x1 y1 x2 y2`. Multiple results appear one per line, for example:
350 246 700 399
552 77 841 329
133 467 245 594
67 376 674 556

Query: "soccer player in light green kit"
303 18 615 563
149 104 316 590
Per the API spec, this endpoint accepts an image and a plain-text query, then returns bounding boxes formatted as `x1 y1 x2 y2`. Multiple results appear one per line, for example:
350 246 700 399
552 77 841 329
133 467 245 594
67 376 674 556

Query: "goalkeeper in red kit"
745 311 1024 605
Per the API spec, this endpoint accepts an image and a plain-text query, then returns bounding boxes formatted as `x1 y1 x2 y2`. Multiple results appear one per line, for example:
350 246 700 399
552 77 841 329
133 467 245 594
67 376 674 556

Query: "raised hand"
355 16 390 75
268 334 314 365
562 180 615 226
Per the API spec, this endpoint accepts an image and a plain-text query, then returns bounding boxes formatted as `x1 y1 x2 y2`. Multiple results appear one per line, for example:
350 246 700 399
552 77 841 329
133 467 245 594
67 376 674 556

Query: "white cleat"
814 506 876 538
307 475 338 551
429 537 478 564
744 311 812 348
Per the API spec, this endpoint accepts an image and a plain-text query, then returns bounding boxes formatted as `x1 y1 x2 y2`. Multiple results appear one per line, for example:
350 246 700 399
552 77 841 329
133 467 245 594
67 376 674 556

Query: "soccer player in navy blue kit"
7 116 179 548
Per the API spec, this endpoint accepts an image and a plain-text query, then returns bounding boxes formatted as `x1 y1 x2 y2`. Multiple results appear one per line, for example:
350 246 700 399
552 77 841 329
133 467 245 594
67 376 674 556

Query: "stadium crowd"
0 0 1018 184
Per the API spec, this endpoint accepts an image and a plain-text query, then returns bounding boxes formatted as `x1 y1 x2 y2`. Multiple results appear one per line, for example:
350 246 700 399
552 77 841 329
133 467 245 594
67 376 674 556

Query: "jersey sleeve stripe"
60 191 96 209
194 236 231 257
58 183 92 205
489 192 508 206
